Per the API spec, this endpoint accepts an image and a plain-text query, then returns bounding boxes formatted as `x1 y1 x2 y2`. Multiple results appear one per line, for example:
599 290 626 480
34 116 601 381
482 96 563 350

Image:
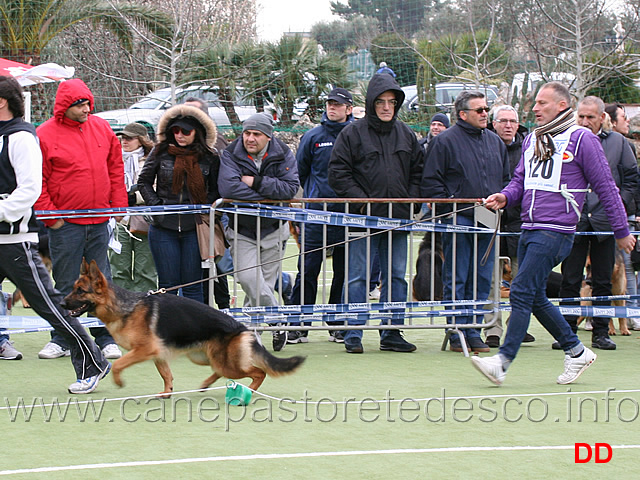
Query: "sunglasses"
465 107 490 114
171 125 194 136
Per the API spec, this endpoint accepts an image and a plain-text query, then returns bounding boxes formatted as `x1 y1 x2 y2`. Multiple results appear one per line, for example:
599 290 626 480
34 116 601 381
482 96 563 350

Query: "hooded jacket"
297 111 353 210
0 117 41 242
502 125 630 238
328 73 424 219
218 135 299 239
35 79 128 226
421 118 510 218
138 104 221 232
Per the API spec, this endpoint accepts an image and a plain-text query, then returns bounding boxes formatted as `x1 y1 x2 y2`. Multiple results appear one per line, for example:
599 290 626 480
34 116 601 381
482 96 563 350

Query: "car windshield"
436 85 497 105
130 91 172 110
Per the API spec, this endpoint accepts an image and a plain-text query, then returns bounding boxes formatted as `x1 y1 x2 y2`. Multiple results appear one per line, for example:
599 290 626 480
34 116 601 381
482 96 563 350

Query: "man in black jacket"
329 73 424 354
421 91 510 354
558 95 639 350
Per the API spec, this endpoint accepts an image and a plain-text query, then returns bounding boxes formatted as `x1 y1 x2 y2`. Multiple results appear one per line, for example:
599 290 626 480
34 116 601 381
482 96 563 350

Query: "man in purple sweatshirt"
472 82 635 386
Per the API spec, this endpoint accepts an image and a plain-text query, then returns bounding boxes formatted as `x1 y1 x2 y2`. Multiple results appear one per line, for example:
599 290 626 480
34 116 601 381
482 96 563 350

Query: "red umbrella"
0 58 74 86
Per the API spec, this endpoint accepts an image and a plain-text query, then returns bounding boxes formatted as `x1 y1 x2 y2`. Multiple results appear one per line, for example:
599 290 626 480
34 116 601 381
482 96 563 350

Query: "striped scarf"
533 108 575 162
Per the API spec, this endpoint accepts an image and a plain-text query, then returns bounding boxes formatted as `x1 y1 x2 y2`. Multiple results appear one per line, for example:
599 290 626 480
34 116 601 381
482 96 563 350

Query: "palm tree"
261 36 349 125
0 0 172 65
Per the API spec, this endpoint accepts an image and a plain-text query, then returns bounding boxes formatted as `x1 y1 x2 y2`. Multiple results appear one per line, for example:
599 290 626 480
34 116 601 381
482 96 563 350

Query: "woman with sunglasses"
138 105 220 302
109 122 158 293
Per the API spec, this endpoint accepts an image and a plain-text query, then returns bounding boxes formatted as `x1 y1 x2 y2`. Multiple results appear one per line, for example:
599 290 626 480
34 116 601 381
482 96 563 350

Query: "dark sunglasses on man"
465 106 490 114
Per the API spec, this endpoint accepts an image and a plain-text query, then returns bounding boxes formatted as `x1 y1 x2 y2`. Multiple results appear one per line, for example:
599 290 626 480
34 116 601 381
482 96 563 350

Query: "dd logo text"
574 443 612 463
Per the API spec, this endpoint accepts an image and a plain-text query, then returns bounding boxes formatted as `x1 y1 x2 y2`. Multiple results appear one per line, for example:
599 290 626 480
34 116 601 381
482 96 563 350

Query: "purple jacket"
502 125 630 239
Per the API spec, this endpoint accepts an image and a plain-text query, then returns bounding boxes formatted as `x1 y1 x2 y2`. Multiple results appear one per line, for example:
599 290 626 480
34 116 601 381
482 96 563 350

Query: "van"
403 82 499 113
510 72 576 103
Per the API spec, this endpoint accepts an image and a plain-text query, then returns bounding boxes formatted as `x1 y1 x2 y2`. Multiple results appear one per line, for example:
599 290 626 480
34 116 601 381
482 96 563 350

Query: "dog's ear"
80 258 90 275
88 260 108 292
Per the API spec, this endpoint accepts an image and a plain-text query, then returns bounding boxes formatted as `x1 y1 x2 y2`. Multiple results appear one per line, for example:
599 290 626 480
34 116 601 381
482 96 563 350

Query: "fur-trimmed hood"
157 104 217 148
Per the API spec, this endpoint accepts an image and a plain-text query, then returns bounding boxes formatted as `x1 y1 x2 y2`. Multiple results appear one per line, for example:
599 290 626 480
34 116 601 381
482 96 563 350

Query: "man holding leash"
0 75 111 393
473 82 635 385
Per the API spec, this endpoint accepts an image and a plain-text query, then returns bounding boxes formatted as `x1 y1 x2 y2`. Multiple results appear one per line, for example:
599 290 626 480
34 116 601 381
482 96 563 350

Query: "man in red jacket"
35 79 128 360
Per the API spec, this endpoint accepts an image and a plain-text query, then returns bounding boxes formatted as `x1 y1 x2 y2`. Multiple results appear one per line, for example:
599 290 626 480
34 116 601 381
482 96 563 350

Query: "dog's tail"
251 339 305 377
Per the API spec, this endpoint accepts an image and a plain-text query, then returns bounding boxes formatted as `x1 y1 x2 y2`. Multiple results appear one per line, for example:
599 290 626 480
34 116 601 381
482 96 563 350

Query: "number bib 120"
523 126 579 192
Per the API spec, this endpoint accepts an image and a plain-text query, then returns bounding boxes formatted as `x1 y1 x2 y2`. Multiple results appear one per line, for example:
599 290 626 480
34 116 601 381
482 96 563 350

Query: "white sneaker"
38 342 70 359
471 354 506 386
557 347 597 385
0 340 23 360
630 318 640 331
102 344 122 359
369 286 380 301
68 363 111 394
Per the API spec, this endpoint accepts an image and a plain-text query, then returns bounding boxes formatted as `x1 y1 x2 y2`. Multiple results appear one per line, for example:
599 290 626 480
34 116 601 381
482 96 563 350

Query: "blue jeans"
442 216 494 340
342 230 408 346
148 225 203 303
291 224 346 306
48 221 115 349
500 230 583 361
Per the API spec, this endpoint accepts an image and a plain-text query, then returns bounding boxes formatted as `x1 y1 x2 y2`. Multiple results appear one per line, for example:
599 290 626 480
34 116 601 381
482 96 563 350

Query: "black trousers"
0 241 108 379
559 233 616 337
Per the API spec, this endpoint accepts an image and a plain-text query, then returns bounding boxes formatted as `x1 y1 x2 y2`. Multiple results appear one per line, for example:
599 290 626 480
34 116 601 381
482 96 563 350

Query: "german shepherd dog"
413 232 444 301
62 260 305 397
576 253 629 336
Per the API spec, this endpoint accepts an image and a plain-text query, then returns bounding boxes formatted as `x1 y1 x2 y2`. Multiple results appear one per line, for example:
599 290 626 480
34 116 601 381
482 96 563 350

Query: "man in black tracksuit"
329 73 424 354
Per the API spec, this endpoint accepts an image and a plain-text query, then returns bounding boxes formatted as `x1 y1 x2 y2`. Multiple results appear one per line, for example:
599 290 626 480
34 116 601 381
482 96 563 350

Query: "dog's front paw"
112 372 124 387
157 388 173 399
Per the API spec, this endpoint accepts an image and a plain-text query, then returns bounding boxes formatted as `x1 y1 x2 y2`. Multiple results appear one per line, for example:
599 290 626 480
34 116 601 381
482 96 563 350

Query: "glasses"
464 107 490 114
494 118 518 124
374 99 398 107
120 135 134 140
171 126 194 136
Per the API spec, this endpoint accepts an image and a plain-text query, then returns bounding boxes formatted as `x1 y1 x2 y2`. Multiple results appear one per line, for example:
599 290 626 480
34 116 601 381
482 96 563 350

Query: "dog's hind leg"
154 359 174 398
246 368 266 391
620 318 630 336
200 372 222 391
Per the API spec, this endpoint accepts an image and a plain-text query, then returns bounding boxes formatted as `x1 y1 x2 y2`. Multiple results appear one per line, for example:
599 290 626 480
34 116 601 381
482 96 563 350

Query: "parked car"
402 82 500 113
94 86 257 137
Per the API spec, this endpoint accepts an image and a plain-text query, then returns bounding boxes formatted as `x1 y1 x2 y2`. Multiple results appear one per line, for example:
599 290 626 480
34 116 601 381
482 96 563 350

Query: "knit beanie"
430 113 450 129
242 112 274 138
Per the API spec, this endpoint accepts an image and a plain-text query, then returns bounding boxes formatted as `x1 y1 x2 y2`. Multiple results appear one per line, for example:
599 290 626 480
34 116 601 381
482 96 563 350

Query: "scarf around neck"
168 145 207 204
533 108 575 162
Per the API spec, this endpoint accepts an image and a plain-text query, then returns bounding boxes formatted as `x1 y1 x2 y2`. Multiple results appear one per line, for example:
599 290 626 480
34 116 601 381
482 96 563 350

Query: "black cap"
168 116 200 133
70 98 89 107
327 88 353 105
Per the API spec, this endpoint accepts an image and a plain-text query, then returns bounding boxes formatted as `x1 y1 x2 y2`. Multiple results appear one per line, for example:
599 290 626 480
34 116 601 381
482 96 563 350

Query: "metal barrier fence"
6 202 638 355
209 198 502 356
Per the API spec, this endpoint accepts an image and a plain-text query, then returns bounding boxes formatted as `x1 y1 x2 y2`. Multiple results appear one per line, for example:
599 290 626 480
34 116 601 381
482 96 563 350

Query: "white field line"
2 387 640 411
2 445 640 476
